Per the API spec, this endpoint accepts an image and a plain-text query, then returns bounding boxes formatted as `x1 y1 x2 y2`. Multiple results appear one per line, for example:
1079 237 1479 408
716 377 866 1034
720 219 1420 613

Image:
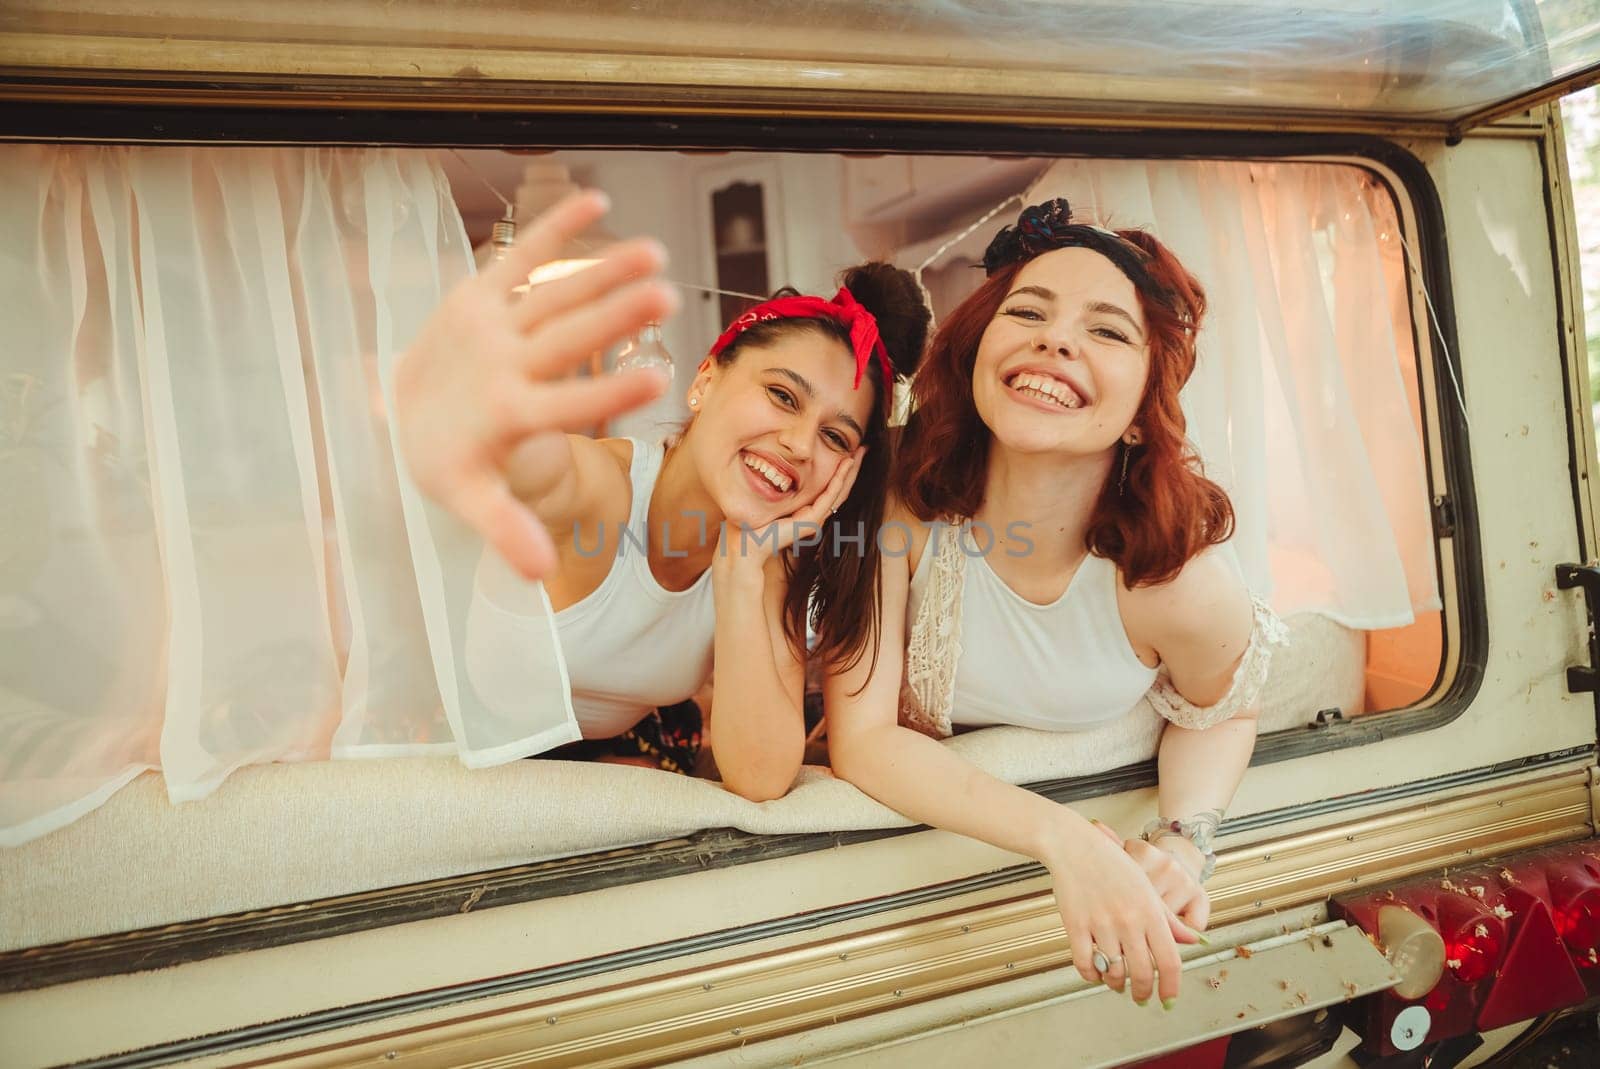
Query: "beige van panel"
3 2 1596 133
2 762 1589 1067
691 923 1394 1069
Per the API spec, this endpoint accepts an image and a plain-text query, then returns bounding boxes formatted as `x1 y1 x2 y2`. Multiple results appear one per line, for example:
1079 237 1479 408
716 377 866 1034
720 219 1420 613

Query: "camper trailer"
2 3 1599 1066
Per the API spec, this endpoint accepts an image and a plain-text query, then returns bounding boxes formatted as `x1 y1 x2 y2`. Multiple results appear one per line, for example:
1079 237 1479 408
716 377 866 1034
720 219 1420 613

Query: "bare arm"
709 455 864 802
825 527 1196 1005
1122 552 1261 929
504 432 627 536
706 553 807 802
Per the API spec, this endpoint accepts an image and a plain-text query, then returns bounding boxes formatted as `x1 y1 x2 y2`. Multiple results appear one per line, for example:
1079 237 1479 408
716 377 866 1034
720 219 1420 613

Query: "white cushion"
0 613 1363 950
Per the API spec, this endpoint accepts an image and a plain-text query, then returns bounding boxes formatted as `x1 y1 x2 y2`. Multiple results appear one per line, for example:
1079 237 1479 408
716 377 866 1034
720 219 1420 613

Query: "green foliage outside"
1562 86 1600 408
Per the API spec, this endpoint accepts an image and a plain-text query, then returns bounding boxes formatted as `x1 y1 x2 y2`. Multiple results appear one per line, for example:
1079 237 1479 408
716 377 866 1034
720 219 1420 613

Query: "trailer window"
0 140 1464 964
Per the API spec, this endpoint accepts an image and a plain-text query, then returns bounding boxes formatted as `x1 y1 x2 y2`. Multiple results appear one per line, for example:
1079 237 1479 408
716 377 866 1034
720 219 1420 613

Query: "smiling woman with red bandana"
395 192 928 801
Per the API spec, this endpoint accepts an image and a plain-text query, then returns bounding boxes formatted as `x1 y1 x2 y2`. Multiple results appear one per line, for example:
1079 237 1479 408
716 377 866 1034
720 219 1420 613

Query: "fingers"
450 476 558 581
1152 928 1184 1004
480 189 612 294
798 453 861 528
523 279 681 379
503 367 672 436
1122 932 1156 1003
1095 937 1128 994
827 450 864 511
1069 924 1098 986
510 237 668 332
762 452 867 555
1125 840 1205 924
1167 907 1203 945
1182 890 1212 933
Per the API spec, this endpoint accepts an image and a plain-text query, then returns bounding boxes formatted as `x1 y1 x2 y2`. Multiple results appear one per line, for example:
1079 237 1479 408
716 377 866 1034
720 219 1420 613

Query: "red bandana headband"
707 287 893 393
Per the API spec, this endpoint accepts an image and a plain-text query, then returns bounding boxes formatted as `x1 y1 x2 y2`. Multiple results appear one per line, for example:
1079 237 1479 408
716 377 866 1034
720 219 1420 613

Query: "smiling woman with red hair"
824 199 1285 1011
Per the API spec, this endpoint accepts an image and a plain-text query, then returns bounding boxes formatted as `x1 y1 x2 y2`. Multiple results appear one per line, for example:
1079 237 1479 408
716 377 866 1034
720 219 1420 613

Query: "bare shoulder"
590 435 635 479
574 435 636 513
1119 549 1254 667
582 435 636 499
881 495 932 577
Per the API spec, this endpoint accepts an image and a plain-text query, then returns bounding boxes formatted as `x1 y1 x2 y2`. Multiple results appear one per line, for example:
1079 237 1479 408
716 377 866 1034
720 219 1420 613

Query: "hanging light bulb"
613 322 674 382
489 210 516 264
484 207 601 292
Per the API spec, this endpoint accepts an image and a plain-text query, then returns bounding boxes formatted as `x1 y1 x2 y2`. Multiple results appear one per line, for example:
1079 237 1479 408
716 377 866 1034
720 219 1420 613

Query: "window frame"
0 104 1486 993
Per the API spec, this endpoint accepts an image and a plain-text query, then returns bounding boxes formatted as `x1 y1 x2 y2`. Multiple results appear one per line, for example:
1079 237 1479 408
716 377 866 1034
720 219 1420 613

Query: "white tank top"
553 439 716 737
907 523 1157 730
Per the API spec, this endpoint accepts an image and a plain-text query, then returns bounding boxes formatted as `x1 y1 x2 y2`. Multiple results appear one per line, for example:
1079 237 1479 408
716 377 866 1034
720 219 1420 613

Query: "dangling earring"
1118 441 1131 496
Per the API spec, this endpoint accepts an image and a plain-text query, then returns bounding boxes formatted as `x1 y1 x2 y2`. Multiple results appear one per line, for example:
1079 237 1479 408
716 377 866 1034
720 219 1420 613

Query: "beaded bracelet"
1141 809 1224 883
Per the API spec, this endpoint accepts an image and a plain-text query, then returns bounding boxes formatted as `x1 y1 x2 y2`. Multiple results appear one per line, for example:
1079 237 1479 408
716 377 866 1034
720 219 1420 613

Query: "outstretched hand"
394 191 679 580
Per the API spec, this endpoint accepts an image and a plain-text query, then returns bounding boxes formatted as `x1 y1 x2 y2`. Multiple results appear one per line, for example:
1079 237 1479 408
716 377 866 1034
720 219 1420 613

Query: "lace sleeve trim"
898 522 965 740
1145 595 1288 731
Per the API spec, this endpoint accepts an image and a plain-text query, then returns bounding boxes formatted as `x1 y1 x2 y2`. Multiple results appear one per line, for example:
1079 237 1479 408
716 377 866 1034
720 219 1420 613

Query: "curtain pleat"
0 149 164 845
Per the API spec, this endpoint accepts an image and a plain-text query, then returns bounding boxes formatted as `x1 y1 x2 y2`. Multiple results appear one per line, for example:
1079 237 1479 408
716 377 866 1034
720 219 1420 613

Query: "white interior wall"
559 150 704 440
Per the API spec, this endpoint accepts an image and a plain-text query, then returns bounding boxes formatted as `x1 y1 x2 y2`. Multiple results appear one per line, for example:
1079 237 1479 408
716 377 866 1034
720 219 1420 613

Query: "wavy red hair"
898 230 1233 587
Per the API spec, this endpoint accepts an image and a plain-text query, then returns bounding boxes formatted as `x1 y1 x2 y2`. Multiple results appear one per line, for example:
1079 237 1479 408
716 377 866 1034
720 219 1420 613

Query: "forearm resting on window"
830 723 1094 868
1151 709 1259 880
709 568 805 803
1156 709 1259 818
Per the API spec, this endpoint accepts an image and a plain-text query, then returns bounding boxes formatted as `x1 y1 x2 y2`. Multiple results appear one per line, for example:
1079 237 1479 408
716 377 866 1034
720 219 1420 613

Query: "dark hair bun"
983 198 1076 275
840 262 931 380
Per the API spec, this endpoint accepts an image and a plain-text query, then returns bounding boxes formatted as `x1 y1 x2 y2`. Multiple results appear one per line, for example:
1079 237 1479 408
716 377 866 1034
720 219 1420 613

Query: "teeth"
1009 372 1081 409
743 453 793 492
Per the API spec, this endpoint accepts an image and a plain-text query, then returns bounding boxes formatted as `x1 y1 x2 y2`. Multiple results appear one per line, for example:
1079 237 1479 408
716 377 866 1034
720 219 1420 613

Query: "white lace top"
898 521 1287 739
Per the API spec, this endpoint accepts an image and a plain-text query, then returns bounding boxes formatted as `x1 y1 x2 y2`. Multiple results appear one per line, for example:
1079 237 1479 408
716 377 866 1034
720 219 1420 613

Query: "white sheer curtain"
0 146 576 848
921 160 1439 629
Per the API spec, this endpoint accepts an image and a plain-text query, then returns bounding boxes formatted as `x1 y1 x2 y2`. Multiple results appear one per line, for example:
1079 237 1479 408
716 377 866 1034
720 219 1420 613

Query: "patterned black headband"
981 198 1163 300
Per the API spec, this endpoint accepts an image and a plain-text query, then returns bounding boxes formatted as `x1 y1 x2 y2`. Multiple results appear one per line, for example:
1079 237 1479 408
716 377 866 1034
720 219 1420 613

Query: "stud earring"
688 396 699 408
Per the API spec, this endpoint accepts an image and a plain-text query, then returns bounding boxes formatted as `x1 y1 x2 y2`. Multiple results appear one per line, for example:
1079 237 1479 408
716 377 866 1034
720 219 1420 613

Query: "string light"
449 150 766 305
911 192 1025 331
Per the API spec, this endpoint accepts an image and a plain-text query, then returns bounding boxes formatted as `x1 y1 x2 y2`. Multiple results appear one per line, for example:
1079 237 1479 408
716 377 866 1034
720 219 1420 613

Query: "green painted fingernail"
1135 997 1150 1007
1197 934 1211 945
1162 997 1177 1011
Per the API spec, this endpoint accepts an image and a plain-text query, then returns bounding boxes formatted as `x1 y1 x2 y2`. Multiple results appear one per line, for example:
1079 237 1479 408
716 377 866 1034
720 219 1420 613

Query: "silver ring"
1091 948 1121 974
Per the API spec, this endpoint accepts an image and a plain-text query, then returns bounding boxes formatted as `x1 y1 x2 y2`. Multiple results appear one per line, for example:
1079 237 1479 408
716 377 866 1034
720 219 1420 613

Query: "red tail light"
1333 840 1600 1059
1442 927 1500 983
1435 894 1505 984
1547 860 1600 969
